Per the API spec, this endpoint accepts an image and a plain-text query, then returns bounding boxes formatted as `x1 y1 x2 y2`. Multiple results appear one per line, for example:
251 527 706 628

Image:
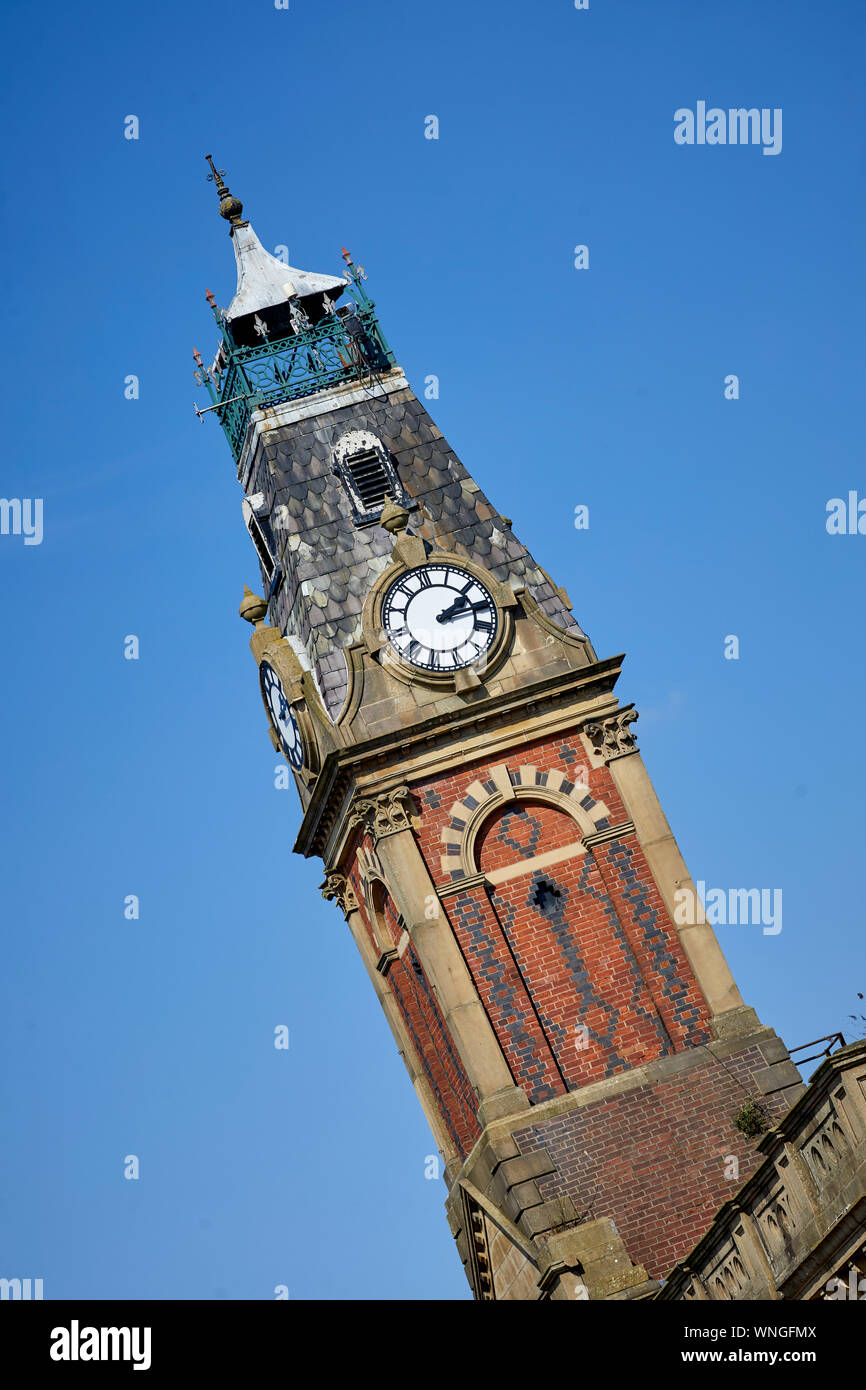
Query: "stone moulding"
581 819 636 850
292 656 626 863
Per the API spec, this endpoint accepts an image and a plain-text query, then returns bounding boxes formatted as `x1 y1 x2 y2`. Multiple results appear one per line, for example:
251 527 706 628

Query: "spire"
205 154 247 227
204 155 346 329
225 224 346 323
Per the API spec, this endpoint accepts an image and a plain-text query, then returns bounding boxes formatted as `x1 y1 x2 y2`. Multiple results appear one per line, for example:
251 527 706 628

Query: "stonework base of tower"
446 1006 806 1300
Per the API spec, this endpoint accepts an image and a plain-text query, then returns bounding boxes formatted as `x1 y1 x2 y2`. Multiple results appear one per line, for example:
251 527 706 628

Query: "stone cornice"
294 655 625 862
437 872 490 899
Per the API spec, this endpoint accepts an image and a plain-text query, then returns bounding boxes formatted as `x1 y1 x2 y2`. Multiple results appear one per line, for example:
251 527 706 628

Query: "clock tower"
199 161 805 1300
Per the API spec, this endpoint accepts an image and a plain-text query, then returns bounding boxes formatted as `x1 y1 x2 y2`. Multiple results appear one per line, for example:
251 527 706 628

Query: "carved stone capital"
583 707 639 761
348 785 415 843
319 872 359 918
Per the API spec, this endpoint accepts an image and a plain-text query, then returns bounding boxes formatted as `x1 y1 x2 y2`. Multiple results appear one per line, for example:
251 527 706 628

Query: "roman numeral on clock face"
407 640 428 665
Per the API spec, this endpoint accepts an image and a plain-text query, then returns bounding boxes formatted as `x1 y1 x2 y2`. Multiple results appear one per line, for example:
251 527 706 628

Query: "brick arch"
476 802 580 877
439 763 611 881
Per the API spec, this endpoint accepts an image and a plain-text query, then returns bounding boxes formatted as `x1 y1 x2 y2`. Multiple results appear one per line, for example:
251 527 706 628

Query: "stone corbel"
583 707 639 761
319 872 359 919
348 785 416 843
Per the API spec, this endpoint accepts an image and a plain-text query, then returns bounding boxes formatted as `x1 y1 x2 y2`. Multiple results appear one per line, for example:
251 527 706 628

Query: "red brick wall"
448 881 565 1104
349 861 480 1159
412 733 712 1103
337 734 783 1281
347 850 380 959
414 732 630 878
477 801 578 866
513 1042 792 1279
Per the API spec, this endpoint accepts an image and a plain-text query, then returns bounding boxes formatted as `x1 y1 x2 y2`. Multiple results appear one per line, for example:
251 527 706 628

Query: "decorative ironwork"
199 259 397 462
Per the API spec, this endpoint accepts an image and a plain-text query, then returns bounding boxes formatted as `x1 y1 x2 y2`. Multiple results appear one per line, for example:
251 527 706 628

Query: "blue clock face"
260 662 304 770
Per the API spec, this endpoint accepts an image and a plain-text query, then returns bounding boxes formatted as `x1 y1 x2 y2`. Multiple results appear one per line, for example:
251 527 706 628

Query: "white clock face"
260 662 304 769
382 564 498 671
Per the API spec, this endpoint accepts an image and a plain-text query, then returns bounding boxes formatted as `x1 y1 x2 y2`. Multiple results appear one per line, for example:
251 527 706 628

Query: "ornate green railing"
195 263 396 463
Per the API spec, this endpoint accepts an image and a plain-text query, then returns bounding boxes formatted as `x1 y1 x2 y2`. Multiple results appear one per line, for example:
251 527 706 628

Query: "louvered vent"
345 448 390 512
332 428 412 526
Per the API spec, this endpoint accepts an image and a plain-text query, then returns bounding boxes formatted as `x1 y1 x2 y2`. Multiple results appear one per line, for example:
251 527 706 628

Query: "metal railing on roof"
789 1032 847 1067
194 265 396 463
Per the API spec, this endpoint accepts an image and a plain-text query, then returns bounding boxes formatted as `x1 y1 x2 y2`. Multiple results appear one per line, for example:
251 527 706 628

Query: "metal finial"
205 154 227 190
205 154 245 226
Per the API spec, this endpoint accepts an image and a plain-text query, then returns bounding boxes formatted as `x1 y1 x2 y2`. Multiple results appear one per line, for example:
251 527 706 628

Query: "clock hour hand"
436 594 469 623
436 594 489 623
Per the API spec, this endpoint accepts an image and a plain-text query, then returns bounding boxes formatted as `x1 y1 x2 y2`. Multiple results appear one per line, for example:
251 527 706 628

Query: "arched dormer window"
332 429 410 526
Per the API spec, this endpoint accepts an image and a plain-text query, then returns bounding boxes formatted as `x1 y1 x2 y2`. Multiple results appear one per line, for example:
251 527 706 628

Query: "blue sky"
1 0 864 1300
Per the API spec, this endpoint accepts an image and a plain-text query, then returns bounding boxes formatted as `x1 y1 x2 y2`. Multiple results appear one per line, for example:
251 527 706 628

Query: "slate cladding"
244 381 580 719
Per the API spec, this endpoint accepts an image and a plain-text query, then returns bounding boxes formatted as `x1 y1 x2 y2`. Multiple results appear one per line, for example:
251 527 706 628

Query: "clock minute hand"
436 596 490 624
